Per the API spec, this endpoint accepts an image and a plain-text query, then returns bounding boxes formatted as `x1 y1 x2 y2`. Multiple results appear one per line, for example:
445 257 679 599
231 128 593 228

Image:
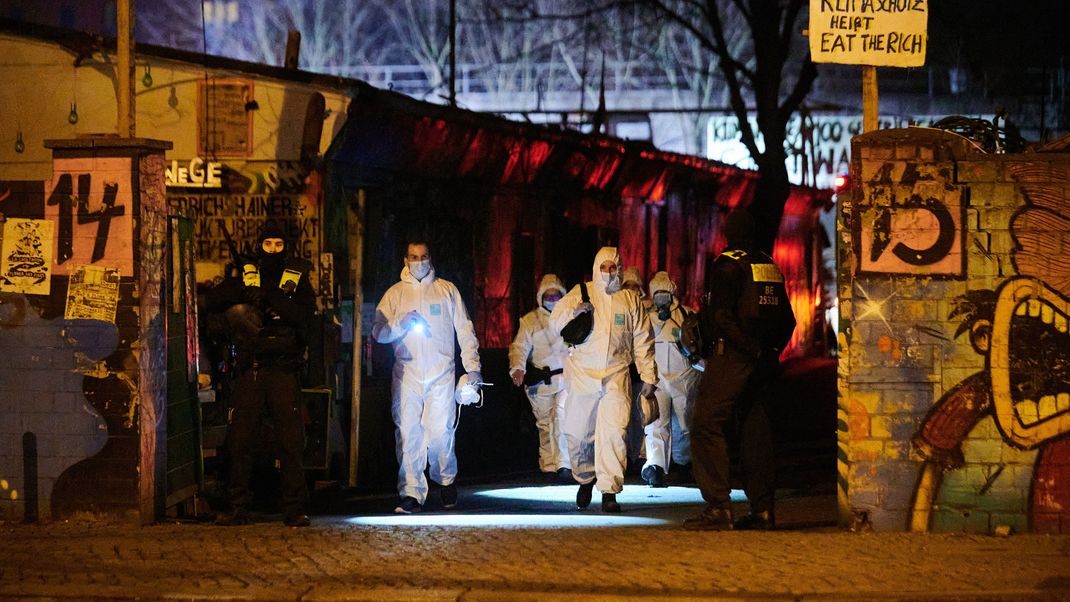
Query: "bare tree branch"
780 0 804 51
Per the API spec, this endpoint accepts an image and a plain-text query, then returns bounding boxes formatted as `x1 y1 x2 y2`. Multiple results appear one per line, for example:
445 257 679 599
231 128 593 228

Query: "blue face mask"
409 260 431 280
542 291 562 312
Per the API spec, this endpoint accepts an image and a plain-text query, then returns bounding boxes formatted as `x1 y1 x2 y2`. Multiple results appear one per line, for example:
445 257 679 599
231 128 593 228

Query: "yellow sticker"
242 264 260 287
751 263 784 283
279 268 302 293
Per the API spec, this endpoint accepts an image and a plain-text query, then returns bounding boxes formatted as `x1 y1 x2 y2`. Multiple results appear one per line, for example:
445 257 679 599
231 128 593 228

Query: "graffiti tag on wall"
856 161 965 277
168 193 320 263
907 161 1070 534
706 115 944 189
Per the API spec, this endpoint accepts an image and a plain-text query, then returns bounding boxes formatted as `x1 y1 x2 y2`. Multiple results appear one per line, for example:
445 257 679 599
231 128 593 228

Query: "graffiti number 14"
46 174 126 264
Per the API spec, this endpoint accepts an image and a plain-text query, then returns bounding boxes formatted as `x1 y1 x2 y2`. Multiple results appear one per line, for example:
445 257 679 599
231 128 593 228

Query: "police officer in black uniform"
209 221 315 527
684 210 796 531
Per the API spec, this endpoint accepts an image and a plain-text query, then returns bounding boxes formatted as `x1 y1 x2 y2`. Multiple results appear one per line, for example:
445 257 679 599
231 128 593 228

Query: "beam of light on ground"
343 513 668 527
472 485 748 505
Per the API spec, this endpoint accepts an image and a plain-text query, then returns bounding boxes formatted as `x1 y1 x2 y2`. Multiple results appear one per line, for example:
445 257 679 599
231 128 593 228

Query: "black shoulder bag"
560 282 593 346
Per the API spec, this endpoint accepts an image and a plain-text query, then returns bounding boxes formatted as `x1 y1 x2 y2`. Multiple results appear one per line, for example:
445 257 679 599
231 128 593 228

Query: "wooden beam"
348 189 366 487
862 65 878 133
117 0 134 136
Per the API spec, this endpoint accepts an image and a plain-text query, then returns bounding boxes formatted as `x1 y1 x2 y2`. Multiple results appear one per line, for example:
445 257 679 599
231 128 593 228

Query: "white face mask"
409 260 431 280
602 271 622 293
543 300 557 312
653 292 673 307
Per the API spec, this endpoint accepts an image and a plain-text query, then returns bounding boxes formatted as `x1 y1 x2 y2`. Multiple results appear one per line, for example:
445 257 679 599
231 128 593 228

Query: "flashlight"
412 319 431 337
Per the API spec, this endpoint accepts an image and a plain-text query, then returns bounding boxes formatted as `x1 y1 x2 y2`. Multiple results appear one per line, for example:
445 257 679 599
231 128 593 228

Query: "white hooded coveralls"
508 274 571 473
644 271 701 471
549 247 658 494
372 265 481 504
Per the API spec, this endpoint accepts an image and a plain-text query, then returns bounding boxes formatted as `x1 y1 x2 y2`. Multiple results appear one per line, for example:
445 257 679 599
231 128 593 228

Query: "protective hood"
622 266 644 295
591 247 621 292
648 271 677 299
537 273 566 306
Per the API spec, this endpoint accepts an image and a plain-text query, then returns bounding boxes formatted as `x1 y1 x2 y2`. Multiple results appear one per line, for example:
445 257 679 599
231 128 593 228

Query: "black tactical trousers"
690 346 775 514
226 364 307 516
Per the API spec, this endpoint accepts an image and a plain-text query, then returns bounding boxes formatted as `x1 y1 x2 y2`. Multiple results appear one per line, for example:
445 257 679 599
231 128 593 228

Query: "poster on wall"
320 252 334 308
0 218 54 295
199 79 254 157
64 264 121 322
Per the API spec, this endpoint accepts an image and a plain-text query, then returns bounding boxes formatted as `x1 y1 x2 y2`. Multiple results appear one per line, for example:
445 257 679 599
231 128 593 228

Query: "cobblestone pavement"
2 485 1069 601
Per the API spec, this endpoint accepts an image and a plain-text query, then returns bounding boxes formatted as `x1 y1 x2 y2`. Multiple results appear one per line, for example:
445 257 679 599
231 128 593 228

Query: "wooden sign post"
809 0 929 133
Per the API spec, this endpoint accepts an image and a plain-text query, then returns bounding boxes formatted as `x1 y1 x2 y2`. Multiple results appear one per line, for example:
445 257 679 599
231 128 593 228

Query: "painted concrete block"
957 161 1000 183
894 145 918 160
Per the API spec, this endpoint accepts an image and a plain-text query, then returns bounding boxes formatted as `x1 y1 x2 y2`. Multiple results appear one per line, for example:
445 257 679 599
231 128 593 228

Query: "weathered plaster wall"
840 128 1070 533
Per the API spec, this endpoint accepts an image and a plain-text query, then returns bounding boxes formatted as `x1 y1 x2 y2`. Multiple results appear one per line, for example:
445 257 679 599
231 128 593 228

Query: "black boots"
683 506 734 531
576 481 595 509
284 513 311 527
601 493 622 513
556 467 574 484
394 496 422 514
440 483 458 509
733 510 775 530
214 509 249 526
642 465 667 488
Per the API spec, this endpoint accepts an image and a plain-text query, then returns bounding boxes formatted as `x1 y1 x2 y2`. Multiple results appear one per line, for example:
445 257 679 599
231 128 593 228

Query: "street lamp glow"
343 513 668 528
473 485 747 505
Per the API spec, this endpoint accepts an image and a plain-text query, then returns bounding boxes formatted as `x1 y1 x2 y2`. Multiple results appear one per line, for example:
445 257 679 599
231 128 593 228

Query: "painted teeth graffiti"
845 128 1070 534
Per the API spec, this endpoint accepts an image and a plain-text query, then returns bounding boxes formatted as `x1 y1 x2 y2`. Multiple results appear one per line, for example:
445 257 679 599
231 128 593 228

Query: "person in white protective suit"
621 266 653 311
509 274 573 482
549 247 658 513
372 241 482 514
620 265 650 471
641 271 702 488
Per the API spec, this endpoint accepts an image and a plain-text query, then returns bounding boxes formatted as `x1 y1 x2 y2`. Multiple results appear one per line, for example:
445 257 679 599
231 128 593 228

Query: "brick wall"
0 139 170 522
840 128 1070 534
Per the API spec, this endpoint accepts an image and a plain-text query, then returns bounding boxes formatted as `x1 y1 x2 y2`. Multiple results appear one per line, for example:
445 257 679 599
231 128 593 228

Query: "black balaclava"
723 210 756 252
257 220 288 276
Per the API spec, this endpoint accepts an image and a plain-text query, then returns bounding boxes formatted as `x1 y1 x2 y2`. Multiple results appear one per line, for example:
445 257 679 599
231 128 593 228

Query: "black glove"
244 286 266 306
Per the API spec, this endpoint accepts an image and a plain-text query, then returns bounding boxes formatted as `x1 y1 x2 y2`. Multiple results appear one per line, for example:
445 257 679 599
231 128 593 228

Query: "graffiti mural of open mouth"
990 277 1070 448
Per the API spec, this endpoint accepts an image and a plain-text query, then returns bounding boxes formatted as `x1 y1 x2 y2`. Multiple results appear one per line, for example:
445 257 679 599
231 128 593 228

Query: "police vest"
241 257 310 359
723 249 790 348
